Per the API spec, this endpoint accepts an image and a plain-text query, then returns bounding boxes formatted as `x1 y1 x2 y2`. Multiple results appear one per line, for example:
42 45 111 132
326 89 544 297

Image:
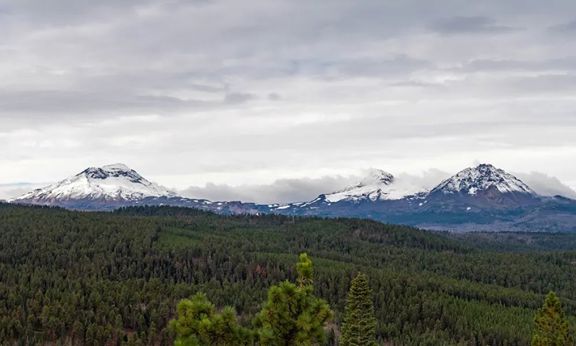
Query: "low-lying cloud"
181 169 576 204
0 183 44 201
181 175 359 204
516 172 576 199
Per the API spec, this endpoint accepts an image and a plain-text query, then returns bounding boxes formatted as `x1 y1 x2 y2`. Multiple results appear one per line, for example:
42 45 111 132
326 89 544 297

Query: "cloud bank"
181 169 576 204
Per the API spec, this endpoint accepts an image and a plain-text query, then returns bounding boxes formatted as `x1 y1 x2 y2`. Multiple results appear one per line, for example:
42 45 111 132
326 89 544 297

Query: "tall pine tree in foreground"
340 273 377 346
255 253 333 345
169 293 251 346
171 254 333 345
531 291 571 346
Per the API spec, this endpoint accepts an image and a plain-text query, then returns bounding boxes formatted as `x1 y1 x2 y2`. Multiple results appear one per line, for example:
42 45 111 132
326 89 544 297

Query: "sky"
0 0 575 202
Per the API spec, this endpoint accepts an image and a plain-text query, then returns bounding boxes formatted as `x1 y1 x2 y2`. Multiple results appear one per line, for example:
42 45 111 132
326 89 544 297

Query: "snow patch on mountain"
14 164 176 202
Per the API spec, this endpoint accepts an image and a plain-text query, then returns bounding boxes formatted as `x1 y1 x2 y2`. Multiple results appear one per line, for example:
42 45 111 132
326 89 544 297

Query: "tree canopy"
0 204 575 344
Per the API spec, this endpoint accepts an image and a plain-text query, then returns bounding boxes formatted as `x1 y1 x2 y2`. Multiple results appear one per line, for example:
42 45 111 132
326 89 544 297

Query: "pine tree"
255 253 333 345
531 291 571 346
340 273 377 346
169 293 251 346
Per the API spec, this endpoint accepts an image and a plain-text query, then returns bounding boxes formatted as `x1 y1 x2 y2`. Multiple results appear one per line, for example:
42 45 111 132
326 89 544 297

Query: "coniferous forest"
0 203 575 345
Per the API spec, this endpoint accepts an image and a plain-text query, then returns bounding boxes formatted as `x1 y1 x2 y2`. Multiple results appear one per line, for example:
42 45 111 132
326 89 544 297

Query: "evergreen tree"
531 292 570 346
169 293 251 346
255 253 333 345
296 252 313 288
340 273 377 346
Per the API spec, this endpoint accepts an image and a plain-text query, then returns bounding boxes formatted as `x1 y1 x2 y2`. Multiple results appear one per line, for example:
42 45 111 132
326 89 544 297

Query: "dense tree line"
0 204 575 344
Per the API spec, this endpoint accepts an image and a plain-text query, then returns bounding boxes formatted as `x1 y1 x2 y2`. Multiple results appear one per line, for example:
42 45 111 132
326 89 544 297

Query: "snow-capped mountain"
324 169 414 202
430 164 535 196
273 163 576 232
272 168 426 212
14 164 176 204
423 164 541 210
12 164 268 214
9 162 576 232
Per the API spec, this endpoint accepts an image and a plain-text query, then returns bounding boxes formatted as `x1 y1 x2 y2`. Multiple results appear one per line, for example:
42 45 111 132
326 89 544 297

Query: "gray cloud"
0 90 191 114
293 56 432 79
430 16 516 35
457 58 576 73
549 19 576 33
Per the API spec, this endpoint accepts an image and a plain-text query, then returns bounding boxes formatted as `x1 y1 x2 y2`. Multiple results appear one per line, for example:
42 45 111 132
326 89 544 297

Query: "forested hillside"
0 203 575 345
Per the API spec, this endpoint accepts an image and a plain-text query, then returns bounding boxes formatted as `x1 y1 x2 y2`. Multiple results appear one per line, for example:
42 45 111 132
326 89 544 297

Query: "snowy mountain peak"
359 169 394 186
103 163 131 170
14 164 176 203
430 163 535 196
323 169 414 202
81 164 145 182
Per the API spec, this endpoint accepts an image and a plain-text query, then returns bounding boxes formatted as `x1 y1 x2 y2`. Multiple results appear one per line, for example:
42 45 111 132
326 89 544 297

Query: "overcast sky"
0 0 575 202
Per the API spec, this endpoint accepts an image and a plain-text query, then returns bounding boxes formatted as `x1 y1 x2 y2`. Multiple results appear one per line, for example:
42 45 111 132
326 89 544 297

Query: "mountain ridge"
10 163 576 232
271 163 576 232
